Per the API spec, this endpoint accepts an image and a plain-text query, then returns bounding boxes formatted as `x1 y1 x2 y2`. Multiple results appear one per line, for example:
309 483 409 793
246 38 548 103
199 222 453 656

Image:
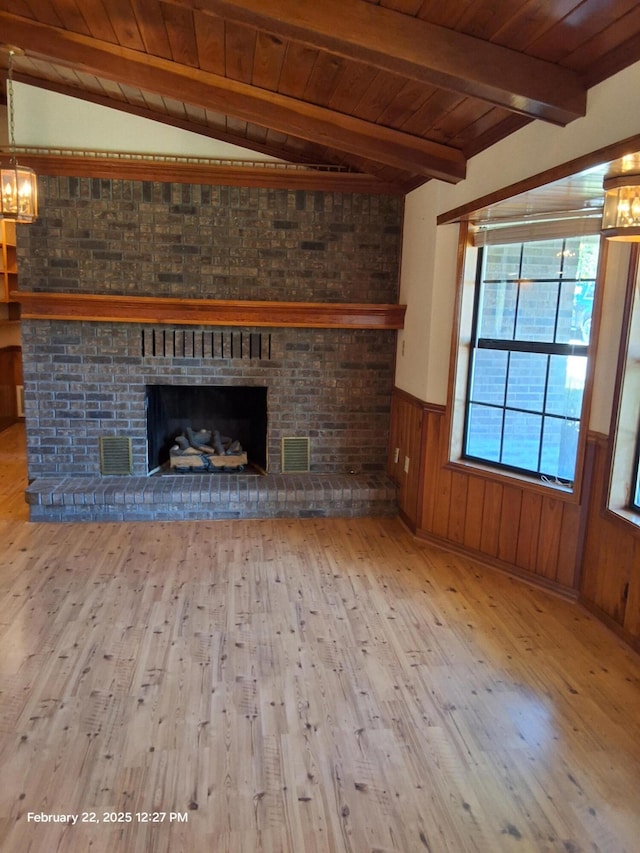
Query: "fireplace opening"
146 385 268 474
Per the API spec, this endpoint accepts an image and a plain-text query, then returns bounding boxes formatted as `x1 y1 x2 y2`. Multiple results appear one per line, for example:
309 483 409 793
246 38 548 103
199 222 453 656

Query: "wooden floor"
1 423 639 852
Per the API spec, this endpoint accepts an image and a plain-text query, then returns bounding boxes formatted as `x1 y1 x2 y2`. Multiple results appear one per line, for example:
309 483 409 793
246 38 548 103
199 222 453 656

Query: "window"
608 243 640 522
632 438 640 511
463 236 600 485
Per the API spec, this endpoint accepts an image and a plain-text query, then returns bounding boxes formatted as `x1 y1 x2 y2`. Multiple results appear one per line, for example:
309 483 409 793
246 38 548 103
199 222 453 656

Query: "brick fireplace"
17 177 403 521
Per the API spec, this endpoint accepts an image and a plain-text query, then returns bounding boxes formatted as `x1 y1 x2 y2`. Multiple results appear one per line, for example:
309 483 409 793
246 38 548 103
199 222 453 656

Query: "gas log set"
169 427 248 473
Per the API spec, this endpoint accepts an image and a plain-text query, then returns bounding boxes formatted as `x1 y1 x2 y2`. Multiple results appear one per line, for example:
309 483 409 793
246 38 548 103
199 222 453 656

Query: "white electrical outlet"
403 456 410 473
394 447 400 463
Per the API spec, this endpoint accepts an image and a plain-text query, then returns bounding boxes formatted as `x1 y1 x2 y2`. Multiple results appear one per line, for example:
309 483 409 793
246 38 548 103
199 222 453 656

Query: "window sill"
603 505 640 536
445 457 578 502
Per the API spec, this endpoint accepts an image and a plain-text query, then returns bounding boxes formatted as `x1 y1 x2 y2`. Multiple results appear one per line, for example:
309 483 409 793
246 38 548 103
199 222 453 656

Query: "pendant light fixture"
601 174 640 241
1 49 38 223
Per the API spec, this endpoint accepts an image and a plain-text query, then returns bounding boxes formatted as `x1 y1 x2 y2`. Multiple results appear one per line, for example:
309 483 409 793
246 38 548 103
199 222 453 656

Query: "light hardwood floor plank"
0 424 639 851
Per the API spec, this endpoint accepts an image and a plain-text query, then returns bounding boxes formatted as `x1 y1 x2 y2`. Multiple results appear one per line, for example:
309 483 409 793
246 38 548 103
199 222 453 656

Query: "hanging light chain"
1 48 38 222
6 50 17 166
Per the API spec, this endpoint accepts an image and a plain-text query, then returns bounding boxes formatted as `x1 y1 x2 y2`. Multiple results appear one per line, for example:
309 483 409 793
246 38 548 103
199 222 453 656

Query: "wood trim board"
12 291 407 330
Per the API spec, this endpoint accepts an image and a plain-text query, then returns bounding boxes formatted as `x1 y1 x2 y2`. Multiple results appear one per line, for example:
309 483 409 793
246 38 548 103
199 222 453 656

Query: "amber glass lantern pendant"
1 163 38 222
601 175 640 241
1 49 38 224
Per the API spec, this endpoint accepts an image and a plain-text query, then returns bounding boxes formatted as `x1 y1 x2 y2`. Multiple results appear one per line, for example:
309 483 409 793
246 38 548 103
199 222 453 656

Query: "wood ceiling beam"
167 0 587 125
10 71 413 184
0 12 466 183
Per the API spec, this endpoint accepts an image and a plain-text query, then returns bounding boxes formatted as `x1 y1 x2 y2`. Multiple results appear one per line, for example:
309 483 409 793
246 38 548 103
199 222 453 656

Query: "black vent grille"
99 437 133 475
141 329 271 360
282 437 310 473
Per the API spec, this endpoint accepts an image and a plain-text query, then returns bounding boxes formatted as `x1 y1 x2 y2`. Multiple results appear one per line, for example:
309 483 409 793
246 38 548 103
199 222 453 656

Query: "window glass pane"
546 354 586 417
632 429 640 510
569 236 600 280
483 244 521 281
505 352 547 413
540 416 580 482
515 280 558 342
569 280 595 344
558 240 581 279
520 239 564 279
477 280 517 339
566 236 599 343
469 349 508 405
501 410 542 470
557 279 579 343
466 404 502 462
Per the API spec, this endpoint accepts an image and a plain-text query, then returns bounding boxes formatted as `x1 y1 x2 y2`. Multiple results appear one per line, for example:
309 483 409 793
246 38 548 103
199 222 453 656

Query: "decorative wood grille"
141 329 271 360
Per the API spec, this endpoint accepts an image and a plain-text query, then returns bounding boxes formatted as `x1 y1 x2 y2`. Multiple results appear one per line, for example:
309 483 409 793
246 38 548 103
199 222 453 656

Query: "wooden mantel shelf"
12 291 406 330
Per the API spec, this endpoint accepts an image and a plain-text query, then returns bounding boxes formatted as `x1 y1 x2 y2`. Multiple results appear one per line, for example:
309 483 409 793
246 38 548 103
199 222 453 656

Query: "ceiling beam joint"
0 12 467 183
168 0 587 125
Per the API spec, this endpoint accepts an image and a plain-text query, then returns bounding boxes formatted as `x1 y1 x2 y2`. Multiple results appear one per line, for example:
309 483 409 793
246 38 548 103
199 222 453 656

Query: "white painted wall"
395 181 459 403
398 61 640 425
10 82 281 161
589 242 631 435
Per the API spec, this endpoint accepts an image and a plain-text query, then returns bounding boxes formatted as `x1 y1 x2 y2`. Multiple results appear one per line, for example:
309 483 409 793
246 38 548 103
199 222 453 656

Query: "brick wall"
18 178 403 479
18 178 401 302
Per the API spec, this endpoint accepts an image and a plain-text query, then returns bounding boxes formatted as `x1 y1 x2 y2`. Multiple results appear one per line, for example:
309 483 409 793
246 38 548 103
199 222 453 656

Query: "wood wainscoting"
388 388 583 597
580 432 640 650
388 389 640 648
387 388 431 525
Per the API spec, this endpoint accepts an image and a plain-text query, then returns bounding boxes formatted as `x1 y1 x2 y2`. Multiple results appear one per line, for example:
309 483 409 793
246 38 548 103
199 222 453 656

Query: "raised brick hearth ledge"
25 472 398 523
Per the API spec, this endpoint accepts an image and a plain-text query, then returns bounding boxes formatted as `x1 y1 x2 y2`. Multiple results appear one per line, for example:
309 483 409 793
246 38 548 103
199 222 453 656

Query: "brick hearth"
26 472 397 522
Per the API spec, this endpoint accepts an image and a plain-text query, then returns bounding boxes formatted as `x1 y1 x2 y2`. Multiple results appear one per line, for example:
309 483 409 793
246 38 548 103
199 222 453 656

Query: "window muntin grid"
463 236 599 484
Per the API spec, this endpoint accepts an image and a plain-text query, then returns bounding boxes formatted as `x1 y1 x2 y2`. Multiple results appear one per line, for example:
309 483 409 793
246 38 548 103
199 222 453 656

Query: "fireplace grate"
100 437 133 475
141 329 271 360
281 437 310 473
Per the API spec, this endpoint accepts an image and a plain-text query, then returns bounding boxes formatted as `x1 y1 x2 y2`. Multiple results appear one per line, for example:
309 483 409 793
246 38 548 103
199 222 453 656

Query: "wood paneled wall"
0 346 22 433
388 389 640 646
388 388 583 596
387 388 429 526
580 434 640 649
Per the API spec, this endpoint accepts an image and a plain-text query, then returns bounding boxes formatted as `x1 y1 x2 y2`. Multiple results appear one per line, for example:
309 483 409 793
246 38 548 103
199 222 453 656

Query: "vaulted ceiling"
2 0 640 192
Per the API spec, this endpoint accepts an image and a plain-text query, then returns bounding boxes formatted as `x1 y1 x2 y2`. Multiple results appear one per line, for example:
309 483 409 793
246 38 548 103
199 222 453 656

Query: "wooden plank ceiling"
1 0 640 191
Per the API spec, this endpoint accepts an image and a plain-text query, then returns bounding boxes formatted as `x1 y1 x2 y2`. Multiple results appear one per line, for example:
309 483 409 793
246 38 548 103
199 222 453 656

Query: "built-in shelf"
0 299 21 324
12 291 406 330
1 221 18 303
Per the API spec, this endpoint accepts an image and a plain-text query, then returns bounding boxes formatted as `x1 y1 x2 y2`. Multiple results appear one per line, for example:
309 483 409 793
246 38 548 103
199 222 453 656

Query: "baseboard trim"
578 596 640 654
412 526 578 601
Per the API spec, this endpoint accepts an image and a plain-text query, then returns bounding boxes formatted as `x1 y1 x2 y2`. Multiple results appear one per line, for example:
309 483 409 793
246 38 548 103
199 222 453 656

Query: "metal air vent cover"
100 436 133 475
281 437 310 473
